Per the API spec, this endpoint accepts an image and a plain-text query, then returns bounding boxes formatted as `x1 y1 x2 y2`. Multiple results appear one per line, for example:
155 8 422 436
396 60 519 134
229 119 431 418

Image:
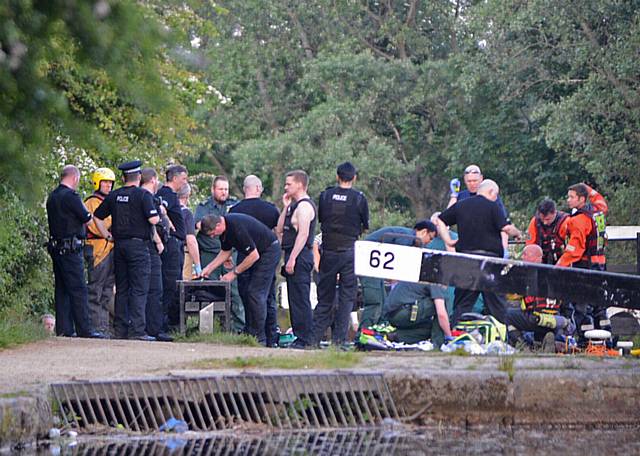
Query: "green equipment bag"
454 313 507 344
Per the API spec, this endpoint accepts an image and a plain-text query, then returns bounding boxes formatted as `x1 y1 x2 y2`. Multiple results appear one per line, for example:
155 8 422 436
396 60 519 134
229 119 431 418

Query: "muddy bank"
387 368 640 427
0 390 51 451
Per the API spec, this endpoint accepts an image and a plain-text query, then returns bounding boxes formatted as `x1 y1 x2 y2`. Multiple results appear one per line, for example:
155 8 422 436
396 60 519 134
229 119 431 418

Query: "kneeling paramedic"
383 282 451 348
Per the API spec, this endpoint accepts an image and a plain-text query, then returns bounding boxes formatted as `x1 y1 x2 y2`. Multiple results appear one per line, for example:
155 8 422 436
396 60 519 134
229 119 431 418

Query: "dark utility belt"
48 236 84 255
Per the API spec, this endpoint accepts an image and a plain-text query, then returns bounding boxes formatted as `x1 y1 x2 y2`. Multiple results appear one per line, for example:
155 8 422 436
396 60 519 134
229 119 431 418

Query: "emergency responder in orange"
557 183 609 338
85 168 116 336
526 198 569 265
557 183 608 270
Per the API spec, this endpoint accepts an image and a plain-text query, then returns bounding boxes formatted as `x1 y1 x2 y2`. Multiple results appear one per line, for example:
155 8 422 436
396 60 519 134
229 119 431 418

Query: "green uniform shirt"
194 196 236 264
384 282 447 317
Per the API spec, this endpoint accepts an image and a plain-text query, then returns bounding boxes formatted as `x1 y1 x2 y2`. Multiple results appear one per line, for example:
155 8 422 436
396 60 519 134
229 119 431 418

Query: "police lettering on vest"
94 186 157 240
318 186 368 251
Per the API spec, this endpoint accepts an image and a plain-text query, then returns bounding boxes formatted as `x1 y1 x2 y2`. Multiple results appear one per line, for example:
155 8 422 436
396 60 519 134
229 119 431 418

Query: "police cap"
337 161 357 181
118 160 143 175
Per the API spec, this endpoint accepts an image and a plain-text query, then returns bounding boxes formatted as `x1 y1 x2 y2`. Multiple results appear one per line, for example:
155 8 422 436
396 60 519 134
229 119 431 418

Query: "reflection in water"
41 426 640 455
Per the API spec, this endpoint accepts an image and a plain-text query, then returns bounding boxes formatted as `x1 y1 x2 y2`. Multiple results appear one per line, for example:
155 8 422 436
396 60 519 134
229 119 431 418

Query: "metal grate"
50 373 399 431
67 430 408 455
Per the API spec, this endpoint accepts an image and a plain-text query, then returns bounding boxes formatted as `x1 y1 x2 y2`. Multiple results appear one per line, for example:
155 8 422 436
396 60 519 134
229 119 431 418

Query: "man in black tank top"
312 162 369 347
276 170 316 348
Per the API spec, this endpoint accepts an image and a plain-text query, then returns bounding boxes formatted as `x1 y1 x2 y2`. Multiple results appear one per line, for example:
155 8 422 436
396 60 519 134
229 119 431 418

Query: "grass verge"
173 331 260 347
0 317 48 350
192 349 363 370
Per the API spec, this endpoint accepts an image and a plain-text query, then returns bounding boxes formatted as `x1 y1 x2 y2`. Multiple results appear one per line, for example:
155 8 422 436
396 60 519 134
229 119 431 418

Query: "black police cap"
337 161 357 181
118 160 143 174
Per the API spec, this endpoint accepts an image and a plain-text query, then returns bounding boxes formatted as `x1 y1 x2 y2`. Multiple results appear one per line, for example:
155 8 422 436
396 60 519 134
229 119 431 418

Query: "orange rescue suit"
557 185 607 268
85 194 114 267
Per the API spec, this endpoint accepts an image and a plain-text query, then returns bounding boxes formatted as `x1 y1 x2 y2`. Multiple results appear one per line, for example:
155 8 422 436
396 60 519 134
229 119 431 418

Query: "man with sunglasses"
448 164 512 258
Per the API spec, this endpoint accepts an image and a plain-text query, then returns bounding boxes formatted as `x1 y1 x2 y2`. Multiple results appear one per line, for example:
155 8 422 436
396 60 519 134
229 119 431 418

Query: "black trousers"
161 236 184 330
266 273 278 346
114 239 150 338
236 252 280 347
236 242 280 345
146 244 164 336
570 262 610 333
284 248 314 345
452 287 508 325
312 247 357 344
49 249 93 337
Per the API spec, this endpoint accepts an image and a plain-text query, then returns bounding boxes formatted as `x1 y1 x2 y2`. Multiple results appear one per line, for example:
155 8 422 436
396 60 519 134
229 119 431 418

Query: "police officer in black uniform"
200 213 281 346
156 165 188 331
94 160 160 341
46 165 104 338
140 168 173 342
230 175 280 346
311 162 369 346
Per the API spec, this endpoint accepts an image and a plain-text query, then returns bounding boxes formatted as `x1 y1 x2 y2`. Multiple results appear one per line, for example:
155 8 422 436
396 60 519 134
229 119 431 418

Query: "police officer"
140 168 173 342
94 160 160 341
311 162 369 347
230 175 280 346
84 167 116 336
46 165 104 338
156 165 188 331
194 175 244 332
200 213 281 346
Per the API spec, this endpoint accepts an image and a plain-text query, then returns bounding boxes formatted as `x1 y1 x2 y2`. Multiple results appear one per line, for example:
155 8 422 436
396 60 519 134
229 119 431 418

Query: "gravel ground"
1 337 638 394
0 337 283 393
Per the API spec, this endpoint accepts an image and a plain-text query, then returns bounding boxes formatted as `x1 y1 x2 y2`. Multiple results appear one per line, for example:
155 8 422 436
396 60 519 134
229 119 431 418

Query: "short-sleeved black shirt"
46 184 92 239
220 213 277 255
439 195 507 257
156 185 186 240
181 206 196 236
94 185 157 240
228 198 280 229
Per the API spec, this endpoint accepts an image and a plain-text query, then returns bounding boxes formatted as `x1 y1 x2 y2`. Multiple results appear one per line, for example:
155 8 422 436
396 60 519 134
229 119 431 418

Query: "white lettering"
332 194 347 201
116 195 129 203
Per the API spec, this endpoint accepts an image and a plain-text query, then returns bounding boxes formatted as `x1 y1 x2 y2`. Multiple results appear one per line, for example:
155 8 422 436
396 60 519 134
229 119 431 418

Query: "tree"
472 0 640 222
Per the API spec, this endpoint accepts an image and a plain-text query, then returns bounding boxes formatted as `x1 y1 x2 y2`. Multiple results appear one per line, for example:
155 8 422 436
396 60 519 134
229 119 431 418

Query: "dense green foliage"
0 0 638 322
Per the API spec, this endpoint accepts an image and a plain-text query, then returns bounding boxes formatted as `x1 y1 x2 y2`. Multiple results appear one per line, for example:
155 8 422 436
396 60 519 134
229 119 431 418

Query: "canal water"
34 425 640 455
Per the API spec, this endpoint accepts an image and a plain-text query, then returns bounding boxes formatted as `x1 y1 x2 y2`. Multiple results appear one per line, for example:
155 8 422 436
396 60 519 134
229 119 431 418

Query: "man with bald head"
229 174 280 346
506 244 571 351
46 165 103 338
435 179 522 325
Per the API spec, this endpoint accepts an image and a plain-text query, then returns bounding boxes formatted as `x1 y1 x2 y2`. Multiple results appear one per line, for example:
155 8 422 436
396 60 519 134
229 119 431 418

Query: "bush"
0 185 53 318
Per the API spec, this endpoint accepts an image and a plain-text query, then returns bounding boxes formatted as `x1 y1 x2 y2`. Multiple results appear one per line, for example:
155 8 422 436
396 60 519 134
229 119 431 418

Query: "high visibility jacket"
521 295 561 314
526 211 569 265
557 186 607 269
85 193 113 267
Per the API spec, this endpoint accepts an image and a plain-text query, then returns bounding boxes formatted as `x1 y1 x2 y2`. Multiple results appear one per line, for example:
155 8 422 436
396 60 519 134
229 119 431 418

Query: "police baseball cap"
337 161 357 181
118 160 143 174
414 220 436 232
